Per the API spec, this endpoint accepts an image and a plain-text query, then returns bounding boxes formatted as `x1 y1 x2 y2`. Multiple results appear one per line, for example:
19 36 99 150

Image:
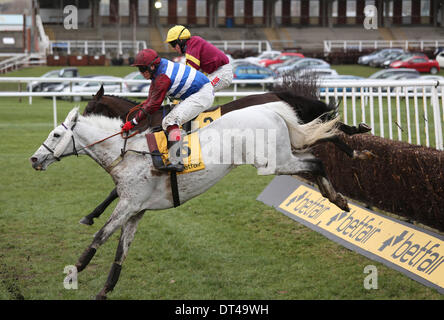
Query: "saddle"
144 105 221 173
143 105 221 208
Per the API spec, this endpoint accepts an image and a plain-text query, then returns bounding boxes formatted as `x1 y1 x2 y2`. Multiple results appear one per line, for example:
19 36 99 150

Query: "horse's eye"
54 133 60 138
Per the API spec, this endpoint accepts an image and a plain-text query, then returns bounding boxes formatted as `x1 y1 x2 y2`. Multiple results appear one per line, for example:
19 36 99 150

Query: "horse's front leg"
302 157 350 212
95 211 145 300
79 188 119 226
75 198 138 273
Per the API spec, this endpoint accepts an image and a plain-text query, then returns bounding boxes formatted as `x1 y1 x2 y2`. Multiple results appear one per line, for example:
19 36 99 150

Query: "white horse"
30 100 348 299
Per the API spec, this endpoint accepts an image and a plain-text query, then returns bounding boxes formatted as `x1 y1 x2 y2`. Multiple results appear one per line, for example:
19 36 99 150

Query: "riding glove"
122 119 136 132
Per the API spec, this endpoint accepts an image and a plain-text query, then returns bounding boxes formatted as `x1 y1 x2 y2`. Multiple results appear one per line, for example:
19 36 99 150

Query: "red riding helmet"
132 49 161 67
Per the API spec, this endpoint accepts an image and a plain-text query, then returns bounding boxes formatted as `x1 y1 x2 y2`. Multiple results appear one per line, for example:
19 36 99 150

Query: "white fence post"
431 86 444 150
52 96 57 129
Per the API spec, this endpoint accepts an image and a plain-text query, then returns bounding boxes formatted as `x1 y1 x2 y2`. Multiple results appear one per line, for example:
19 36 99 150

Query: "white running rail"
209 40 272 53
49 40 148 56
324 40 444 53
0 77 442 150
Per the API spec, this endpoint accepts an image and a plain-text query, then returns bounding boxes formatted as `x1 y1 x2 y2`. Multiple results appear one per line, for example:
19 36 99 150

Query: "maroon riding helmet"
132 49 161 69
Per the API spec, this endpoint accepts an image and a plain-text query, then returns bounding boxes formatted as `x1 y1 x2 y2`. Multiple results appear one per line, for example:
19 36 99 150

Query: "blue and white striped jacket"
155 58 210 100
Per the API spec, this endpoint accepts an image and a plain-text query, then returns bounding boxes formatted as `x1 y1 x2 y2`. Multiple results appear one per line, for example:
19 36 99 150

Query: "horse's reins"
44 105 169 174
43 105 146 162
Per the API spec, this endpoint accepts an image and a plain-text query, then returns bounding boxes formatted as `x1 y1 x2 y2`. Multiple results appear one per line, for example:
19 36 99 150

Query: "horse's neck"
104 96 137 119
75 117 123 168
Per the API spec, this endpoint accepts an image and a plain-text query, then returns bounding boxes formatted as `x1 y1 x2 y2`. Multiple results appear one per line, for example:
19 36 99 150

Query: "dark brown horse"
80 84 372 226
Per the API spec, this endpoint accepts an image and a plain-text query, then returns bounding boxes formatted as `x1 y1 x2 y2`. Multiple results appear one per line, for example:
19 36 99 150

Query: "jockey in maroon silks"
165 25 233 92
121 49 214 172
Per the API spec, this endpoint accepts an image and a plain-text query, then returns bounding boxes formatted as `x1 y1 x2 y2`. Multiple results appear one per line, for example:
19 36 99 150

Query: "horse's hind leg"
338 122 371 135
257 151 350 212
316 136 375 160
96 211 145 300
79 188 119 226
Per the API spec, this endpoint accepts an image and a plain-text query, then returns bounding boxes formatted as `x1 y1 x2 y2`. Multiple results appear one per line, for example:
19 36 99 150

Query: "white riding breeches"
208 63 233 92
162 82 215 130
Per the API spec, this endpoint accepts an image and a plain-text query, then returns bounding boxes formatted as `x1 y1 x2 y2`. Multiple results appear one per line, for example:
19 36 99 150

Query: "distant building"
33 0 444 28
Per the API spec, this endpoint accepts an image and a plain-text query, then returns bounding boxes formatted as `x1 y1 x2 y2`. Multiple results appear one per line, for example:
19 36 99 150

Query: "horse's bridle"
42 121 129 162
42 122 79 161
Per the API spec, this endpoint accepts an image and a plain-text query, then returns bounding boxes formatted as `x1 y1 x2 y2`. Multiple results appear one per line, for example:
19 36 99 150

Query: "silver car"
368 68 420 80
60 75 127 101
358 48 404 65
276 58 330 76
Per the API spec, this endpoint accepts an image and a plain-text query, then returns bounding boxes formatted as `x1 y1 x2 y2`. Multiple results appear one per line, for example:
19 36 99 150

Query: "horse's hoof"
335 193 350 212
95 288 108 300
354 150 376 160
358 123 372 133
360 150 376 160
79 217 94 226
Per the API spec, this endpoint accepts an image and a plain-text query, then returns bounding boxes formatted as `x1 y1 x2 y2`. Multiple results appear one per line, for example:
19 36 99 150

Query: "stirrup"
151 140 184 173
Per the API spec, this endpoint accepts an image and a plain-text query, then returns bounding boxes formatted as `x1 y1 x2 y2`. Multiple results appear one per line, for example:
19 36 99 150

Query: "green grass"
0 66 443 300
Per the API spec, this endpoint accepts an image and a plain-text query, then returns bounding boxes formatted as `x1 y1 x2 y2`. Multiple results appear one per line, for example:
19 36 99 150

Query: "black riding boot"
164 139 185 172
151 139 184 172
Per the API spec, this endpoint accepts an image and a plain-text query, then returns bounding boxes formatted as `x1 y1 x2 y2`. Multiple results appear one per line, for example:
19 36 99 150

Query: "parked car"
26 67 79 92
134 82 151 93
233 64 275 80
297 68 338 79
436 51 444 68
402 75 444 93
368 68 420 80
419 75 444 81
259 52 305 68
358 48 404 65
320 75 365 93
382 52 426 69
276 58 330 76
270 56 304 72
60 75 127 101
123 71 147 92
390 55 440 74
385 73 421 80
369 51 405 68
368 69 420 92
231 59 262 67
243 50 281 65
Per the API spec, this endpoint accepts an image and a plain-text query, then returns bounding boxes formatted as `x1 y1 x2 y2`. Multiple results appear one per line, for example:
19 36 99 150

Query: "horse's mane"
271 74 339 123
79 113 122 131
103 95 140 106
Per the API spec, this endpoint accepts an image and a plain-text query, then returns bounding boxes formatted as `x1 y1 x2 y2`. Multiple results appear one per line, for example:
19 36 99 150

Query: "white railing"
324 40 444 53
49 40 148 56
209 40 272 53
318 79 444 150
0 77 443 150
0 54 46 74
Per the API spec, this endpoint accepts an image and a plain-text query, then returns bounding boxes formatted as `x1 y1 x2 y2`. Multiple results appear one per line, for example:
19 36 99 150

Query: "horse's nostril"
30 157 38 163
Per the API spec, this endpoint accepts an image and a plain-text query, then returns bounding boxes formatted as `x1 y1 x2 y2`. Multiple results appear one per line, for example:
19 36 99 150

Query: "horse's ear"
65 107 80 126
94 85 104 100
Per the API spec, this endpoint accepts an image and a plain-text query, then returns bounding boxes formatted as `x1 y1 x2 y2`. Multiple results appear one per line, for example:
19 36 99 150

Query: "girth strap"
170 172 180 208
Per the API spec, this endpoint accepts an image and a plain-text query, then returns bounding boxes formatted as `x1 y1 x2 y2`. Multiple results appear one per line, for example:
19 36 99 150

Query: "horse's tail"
268 101 340 150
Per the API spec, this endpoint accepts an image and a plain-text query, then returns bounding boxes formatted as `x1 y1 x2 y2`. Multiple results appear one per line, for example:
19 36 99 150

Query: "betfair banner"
257 176 444 294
